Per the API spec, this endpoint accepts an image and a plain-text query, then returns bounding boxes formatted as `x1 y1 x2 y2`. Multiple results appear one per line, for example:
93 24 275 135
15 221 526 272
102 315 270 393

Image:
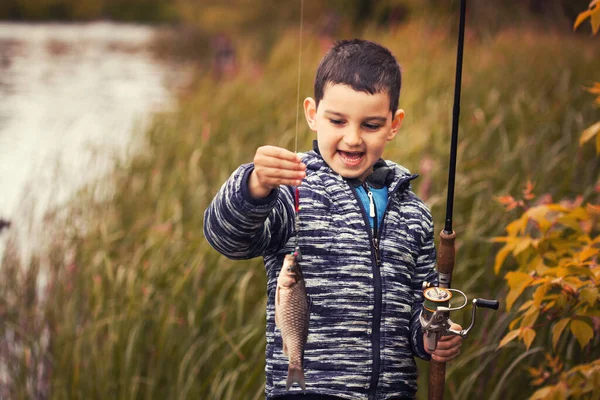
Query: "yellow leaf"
574 9 593 30
596 127 600 154
579 246 599 262
582 307 600 317
506 271 534 311
522 327 536 350
518 300 534 312
586 82 600 94
522 309 540 328
556 215 583 231
592 4 600 34
506 216 528 237
498 329 520 349
509 315 524 330
580 287 599 306
494 245 513 274
533 284 548 307
552 318 570 350
526 205 550 225
530 386 556 400
570 319 594 348
513 237 533 256
580 121 600 145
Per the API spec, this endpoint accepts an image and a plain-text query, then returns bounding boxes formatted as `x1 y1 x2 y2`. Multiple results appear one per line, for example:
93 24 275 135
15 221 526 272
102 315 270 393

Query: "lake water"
0 22 186 261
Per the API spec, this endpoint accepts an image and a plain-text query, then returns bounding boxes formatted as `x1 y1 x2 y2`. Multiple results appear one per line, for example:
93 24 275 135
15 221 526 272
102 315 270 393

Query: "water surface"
0 22 183 259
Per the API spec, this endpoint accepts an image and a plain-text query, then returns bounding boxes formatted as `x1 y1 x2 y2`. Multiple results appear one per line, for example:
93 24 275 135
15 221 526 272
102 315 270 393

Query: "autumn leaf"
578 246 598 262
530 386 556 400
574 0 600 34
586 82 600 106
570 319 594 348
498 329 520 349
509 314 524 330
580 121 600 146
586 82 600 95
513 237 534 256
505 271 534 311
574 9 593 31
532 284 548 307
495 195 522 211
523 180 535 200
522 327 536 350
579 287 599 306
506 215 528 236
592 1 600 34
526 205 553 233
494 244 513 274
521 308 540 328
552 318 571 350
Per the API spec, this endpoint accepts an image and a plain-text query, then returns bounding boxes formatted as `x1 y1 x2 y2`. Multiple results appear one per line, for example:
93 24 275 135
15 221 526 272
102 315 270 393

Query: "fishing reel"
419 282 499 352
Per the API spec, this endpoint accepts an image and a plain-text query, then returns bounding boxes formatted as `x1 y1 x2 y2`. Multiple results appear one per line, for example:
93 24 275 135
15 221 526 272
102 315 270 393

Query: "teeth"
340 151 361 161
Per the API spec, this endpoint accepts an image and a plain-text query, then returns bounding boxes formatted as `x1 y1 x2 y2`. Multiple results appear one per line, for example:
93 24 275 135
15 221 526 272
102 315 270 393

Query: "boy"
204 39 462 399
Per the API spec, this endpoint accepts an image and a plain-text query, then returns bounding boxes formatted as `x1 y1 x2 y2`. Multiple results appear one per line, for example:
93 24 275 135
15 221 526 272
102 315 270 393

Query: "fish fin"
282 341 288 356
286 365 305 391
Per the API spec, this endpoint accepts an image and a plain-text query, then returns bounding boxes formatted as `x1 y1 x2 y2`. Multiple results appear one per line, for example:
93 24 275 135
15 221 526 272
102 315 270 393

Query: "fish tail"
286 364 305 391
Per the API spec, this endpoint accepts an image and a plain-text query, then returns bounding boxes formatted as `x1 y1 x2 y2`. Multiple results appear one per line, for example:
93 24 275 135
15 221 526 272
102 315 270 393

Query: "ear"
388 109 405 141
304 97 318 132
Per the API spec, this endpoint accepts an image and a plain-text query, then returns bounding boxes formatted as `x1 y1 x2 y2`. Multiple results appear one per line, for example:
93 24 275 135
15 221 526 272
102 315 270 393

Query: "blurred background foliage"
1 0 599 399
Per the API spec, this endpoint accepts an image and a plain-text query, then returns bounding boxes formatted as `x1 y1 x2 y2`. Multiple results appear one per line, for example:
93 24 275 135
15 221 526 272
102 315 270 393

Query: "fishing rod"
421 1 499 399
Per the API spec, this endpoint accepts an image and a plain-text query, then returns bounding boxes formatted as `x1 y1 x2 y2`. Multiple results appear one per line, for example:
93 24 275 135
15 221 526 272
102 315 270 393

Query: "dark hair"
314 39 401 115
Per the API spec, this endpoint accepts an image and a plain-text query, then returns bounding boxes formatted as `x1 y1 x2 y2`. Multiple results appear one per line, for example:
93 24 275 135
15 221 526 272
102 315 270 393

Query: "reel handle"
474 298 499 310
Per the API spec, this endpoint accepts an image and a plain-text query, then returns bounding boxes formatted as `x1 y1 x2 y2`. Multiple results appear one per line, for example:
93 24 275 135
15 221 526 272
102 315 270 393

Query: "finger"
432 345 461 358
256 155 306 172
258 168 306 179
257 146 304 164
435 337 463 350
254 172 305 188
431 349 460 363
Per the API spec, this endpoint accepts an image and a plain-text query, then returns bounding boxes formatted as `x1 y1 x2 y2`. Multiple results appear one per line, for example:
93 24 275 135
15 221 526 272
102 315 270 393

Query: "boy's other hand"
424 323 463 362
249 146 306 199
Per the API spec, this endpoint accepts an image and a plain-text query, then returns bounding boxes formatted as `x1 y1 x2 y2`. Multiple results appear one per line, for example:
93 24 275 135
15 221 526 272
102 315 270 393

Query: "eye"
329 119 345 126
363 123 381 131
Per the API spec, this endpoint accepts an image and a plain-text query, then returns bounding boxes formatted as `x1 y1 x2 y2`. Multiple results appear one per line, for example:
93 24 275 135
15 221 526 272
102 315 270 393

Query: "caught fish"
275 253 309 391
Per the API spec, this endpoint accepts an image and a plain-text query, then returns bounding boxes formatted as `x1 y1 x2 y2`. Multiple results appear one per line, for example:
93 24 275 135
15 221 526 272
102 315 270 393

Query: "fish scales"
275 254 309 391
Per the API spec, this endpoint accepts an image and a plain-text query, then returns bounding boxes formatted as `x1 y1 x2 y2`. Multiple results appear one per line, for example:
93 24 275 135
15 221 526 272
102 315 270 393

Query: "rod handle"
474 298 499 310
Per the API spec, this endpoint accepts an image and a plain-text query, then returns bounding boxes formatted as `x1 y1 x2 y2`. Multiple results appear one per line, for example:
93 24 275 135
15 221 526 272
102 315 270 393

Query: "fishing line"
293 0 304 257
294 0 304 154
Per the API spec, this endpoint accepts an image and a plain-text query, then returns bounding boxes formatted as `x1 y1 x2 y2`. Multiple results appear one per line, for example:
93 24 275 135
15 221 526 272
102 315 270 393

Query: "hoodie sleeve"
203 163 295 259
409 205 438 360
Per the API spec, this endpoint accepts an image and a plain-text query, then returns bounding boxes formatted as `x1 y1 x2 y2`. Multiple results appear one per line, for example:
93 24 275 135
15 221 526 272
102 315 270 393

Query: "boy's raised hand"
249 145 306 199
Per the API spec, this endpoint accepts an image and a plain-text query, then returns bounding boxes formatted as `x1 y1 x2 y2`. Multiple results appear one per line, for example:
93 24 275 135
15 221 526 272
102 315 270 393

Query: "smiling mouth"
338 150 364 166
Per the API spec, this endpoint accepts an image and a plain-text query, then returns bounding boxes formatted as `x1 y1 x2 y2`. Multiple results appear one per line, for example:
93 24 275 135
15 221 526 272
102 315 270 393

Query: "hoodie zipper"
353 179 413 397
351 183 382 396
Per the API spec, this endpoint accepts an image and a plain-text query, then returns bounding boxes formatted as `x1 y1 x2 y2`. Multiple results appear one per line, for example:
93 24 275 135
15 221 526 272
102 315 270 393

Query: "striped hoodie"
203 149 437 400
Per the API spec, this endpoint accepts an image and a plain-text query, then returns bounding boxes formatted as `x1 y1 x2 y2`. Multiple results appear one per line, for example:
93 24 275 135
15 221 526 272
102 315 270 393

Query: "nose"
343 126 362 147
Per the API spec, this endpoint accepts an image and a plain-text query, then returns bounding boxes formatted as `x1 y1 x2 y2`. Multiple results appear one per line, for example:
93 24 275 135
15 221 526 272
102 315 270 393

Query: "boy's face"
304 83 404 182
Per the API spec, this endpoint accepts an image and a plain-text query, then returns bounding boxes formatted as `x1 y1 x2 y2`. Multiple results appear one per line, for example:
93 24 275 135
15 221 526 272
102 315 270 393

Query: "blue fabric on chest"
355 185 388 228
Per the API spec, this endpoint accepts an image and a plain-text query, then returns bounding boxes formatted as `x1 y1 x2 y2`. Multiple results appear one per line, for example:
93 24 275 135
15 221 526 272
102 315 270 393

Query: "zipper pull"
367 190 375 218
373 238 380 265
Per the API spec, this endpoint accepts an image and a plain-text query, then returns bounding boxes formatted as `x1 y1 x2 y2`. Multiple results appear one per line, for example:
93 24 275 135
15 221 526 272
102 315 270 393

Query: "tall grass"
1 20 599 399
